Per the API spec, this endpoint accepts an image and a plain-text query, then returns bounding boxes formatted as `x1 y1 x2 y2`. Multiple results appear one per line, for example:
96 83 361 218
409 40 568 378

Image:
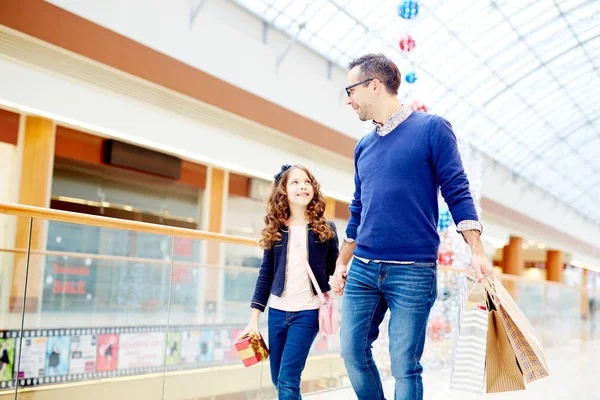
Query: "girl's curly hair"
259 165 335 250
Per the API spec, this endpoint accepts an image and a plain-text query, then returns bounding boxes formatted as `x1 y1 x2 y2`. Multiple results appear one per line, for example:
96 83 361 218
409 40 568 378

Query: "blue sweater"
346 111 478 262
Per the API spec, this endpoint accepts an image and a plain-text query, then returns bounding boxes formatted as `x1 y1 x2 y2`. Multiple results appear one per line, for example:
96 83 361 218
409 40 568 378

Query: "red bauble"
427 316 452 341
437 249 454 266
409 100 428 112
399 35 416 52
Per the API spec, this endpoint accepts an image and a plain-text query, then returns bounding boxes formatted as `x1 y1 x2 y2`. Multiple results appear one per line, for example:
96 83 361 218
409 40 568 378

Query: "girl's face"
285 168 314 208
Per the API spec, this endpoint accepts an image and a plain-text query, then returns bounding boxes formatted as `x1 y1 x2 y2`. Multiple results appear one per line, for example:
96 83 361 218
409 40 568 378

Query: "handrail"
0 203 581 290
0 247 258 272
0 247 577 289
0 202 259 247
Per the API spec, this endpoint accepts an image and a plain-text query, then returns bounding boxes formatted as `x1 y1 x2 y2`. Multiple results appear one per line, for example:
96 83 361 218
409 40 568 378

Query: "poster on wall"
117 332 165 371
18 336 47 380
165 332 181 366
69 334 97 375
45 336 71 377
199 330 215 363
0 323 257 392
96 334 119 372
0 338 16 384
180 331 201 366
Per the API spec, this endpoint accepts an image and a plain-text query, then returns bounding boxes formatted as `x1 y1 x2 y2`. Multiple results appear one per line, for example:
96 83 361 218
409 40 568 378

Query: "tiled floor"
307 339 600 400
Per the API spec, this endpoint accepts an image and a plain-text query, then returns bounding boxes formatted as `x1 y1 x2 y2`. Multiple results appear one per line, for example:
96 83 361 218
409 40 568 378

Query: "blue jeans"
340 258 437 400
268 308 319 399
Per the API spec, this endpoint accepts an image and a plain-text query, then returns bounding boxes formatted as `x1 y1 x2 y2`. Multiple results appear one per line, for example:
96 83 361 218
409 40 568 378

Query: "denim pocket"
386 264 437 309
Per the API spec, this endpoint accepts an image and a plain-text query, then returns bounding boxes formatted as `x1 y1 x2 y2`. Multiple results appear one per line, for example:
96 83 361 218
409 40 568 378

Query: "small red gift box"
234 332 269 368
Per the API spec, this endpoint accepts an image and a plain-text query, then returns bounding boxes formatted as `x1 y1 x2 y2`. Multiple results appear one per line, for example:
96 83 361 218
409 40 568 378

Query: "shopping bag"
484 278 549 383
450 276 488 394
485 302 526 393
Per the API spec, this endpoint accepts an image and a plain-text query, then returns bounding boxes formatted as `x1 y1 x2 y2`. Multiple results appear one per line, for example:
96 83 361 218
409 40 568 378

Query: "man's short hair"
348 54 401 96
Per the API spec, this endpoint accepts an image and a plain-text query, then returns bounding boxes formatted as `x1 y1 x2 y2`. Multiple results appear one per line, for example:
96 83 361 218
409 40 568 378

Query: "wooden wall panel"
10 116 55 312
0 109 19 145
334 201 350 220
55 126 207 189
228 173 250 197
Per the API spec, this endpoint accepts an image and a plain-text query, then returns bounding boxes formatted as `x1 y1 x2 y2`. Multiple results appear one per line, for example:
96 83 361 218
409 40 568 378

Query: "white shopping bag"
450 275 488 394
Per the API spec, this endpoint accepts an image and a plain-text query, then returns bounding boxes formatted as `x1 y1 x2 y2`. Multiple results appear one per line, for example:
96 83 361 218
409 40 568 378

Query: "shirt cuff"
456 220 483 233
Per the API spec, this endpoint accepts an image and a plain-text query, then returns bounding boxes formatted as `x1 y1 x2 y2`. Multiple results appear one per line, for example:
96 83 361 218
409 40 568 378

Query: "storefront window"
44 167 203 313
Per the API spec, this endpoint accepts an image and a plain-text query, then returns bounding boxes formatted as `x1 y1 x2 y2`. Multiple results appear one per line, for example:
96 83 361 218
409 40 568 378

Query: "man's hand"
329 239 356 296
470 253 494 280
461 229 494 280
329 263 348 296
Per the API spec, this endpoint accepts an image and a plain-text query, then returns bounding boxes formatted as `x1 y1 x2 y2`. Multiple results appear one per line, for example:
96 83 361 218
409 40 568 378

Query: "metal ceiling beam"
277 23 306 67
189 0 209 28
482 33 600 107
478 4 597 171
433 0 598 91
423 8 598 185
553 0 600 74
399 6 600 222
267 0 296 28
512 113 600 172
483 73 600 136
559 167 600 203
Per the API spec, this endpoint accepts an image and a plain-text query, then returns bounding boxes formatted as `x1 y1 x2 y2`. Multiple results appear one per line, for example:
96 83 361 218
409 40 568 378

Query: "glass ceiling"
231 0 600 225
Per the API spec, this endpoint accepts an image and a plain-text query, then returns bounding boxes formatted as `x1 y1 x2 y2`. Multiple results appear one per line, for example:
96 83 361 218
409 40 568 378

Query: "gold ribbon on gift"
242 332 269 361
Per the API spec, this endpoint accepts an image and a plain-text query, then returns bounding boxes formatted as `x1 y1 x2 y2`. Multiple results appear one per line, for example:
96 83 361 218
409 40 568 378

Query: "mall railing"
0 203 594 400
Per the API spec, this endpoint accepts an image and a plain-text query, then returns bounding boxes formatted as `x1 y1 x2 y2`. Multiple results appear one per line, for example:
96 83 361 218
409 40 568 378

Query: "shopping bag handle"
481 277 501 308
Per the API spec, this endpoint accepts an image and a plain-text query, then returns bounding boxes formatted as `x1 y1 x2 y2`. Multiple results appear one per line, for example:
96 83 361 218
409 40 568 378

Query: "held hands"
328 262 348 296
471 254 495 280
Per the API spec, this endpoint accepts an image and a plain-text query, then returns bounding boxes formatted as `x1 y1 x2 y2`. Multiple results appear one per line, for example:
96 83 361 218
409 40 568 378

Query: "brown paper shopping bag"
484 278 549 383
485 302 526 393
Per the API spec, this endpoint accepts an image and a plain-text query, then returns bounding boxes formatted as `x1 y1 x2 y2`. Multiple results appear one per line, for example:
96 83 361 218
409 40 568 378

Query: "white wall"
0 56 354 200
46 0 363 139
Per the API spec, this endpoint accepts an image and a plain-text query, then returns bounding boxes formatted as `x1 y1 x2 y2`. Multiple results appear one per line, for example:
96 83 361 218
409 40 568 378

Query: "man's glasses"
345 78 374 97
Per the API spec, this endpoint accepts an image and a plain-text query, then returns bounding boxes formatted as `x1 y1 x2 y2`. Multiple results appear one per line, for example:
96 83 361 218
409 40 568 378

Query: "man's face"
345 67 374 121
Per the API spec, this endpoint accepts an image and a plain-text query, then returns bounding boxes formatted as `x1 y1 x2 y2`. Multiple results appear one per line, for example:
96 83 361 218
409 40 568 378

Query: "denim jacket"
250 221 339 312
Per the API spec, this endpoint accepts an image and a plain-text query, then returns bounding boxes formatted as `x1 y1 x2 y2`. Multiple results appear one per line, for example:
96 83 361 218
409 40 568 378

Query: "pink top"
269 225 321 312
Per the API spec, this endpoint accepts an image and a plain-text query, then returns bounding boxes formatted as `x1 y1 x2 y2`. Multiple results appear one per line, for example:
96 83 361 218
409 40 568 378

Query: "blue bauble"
398 0 419 20
437 209 453 231
405 72 417 84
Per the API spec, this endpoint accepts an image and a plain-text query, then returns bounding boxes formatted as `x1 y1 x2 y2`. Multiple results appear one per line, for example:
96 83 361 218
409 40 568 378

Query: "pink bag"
290 231 339 336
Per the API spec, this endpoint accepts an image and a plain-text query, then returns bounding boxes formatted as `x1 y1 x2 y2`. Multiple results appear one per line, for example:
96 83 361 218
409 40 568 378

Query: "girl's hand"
238 320 260 341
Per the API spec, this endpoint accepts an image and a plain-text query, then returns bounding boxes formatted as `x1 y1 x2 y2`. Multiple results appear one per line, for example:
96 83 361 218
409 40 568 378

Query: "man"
328 53 494 400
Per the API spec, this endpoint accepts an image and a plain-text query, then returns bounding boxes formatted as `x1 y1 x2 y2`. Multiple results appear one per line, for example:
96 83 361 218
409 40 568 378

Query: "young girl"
239 164 339 399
